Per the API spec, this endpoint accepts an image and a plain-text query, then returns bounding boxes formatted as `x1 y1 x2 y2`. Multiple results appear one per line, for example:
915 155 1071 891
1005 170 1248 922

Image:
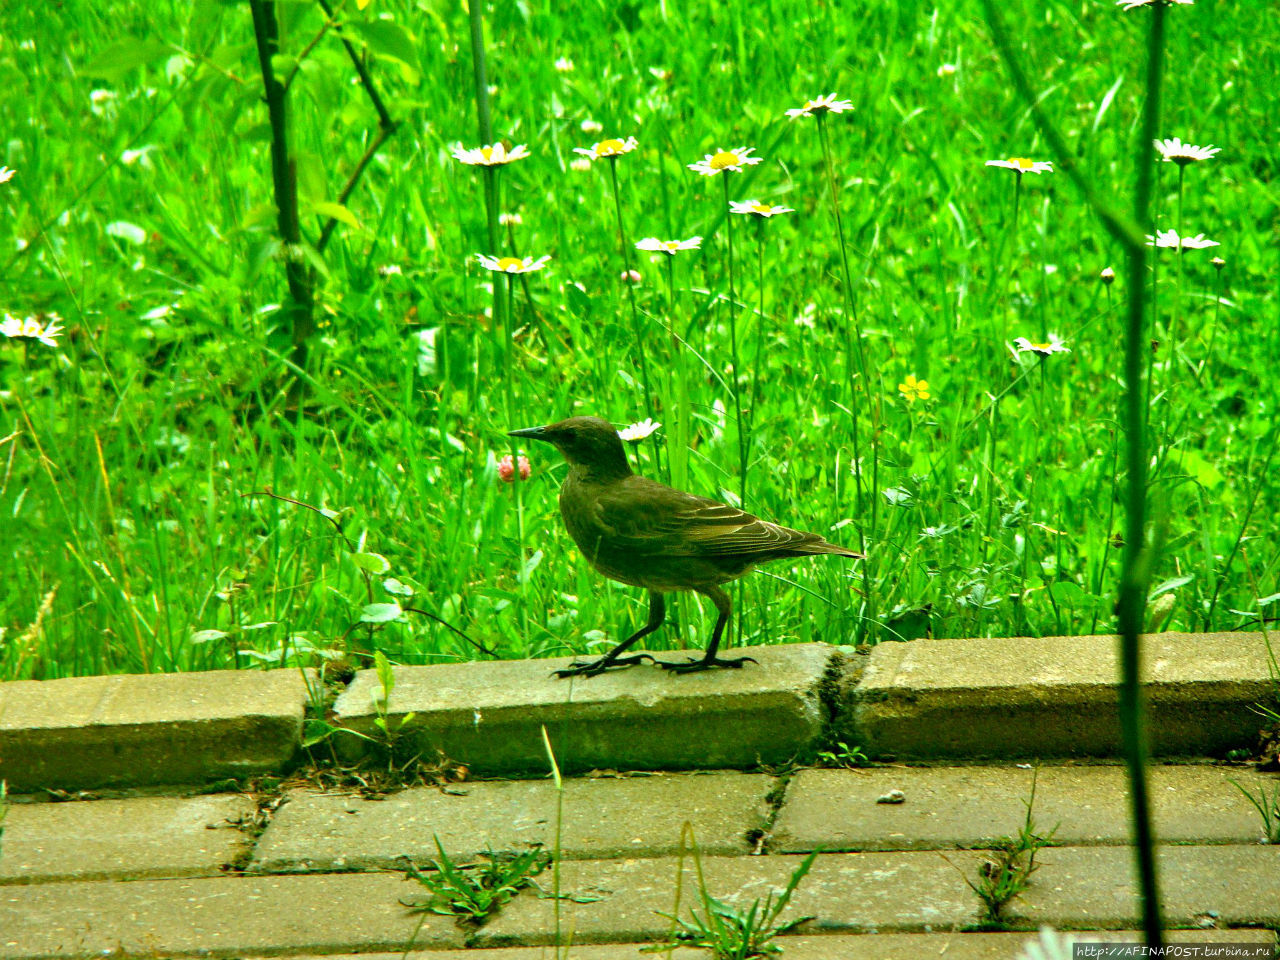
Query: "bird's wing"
592 477 820 557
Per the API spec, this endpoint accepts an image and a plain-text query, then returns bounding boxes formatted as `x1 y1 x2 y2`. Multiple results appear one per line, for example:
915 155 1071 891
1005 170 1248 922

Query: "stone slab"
0 670 310 790
1013 844 1280 926
333 643 834 775
476 851 979 945
246 930 1278 960
0 873 464 959
0 793 255 883
252 771 773 872
846 632 1274 759
771 765 1280 851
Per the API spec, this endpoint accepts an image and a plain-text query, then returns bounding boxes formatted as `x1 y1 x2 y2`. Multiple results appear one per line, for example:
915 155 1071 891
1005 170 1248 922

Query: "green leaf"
383 577 415 597
1048 580 1099 609
361 601 404 623
191 629 229 644
351 551 391 574
81 39 173 80
311 200 363 230
1169 449 1225 489
1149 574 1194 599
374 649 395 699
349 20 420 70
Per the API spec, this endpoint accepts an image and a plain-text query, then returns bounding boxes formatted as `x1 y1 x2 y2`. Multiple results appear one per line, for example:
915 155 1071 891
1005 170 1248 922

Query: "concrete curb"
845 631 1274 759
0 632 1274 790
332 642 834 775
0 670 309 792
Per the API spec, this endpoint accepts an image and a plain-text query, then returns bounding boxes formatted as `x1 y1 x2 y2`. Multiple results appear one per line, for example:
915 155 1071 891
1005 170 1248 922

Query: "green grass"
1 0 1276 679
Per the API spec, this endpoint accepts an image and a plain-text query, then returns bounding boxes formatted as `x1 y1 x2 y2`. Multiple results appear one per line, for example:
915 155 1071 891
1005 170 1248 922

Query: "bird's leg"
657 584 758 673
553 592 665 678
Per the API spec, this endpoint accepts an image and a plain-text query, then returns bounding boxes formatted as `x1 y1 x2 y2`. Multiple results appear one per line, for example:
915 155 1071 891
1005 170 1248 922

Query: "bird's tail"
795 538 864 559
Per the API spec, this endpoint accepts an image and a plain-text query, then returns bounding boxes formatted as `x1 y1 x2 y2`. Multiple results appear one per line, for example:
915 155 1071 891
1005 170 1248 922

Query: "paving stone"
252 772 773 872
0 670 309 791
243 929 1279 960
0 873 464 959
244 936 1274 960
845 632 1274 759
332 643 833 775
771 765 1280 851
476 851 979 945
1011 844 1280 927
0 793 256 883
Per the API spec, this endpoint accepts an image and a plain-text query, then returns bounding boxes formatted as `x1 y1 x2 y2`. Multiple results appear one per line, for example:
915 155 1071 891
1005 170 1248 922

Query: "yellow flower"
898 374 930 404
785 93 853 119
452 143 530 167
687 146 762 176
573 137 639 160
729 200 794 218
985 157 1053 175
636 237 702 254
475 254 551 274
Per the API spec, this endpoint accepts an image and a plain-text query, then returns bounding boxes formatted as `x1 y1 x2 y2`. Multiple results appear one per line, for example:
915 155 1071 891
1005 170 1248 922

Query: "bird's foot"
552 654 655 678
656 655 758 674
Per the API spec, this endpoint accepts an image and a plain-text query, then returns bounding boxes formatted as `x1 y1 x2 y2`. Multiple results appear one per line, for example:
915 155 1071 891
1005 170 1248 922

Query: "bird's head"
508 416 631 477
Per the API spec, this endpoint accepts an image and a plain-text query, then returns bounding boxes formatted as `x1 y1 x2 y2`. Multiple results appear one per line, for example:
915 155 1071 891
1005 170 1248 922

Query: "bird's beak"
507 425 547 440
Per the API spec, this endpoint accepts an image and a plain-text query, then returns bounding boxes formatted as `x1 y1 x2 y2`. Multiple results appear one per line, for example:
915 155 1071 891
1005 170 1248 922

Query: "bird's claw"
552 653 655 678
656 655 758 674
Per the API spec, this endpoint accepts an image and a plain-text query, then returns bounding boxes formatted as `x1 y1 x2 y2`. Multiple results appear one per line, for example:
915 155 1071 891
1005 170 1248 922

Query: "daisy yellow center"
1028 341 1051 351
1010 157 1034 169
496 257 524 271
709 151 740 170
752 203 772 213
661 241 680 251
598 139 626 155
481 147 495 161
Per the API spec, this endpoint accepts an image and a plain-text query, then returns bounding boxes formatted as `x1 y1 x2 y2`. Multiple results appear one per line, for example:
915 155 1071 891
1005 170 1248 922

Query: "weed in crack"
947 766 1058 928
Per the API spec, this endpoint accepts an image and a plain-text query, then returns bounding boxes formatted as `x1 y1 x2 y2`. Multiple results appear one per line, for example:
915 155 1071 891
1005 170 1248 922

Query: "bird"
507 416 863 678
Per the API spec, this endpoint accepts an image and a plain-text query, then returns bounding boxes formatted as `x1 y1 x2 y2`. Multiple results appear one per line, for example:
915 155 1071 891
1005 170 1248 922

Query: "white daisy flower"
985 157 1054 175
499 212 523 226
687 147 762 176
1146 229 1220 250
785 93 854 119
2 313 64 347
617 418 661 443
1013 335 1070 357
475 254 552 274
1154 137 1220 165
1211 256 1225 270
452 143 530 167
580 118 604 135
1100 267 1116 284
937 63 957 77
0 166 15 184
377 264 403 277
729 200 795 218
569 157 592 172
34 314 64 347
635 237 703 254
554 57 574 73
573 137 639 160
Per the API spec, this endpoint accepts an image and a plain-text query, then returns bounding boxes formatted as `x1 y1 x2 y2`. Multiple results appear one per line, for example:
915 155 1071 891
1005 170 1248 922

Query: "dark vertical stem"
1117 4 1167 949
248 0 315 373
